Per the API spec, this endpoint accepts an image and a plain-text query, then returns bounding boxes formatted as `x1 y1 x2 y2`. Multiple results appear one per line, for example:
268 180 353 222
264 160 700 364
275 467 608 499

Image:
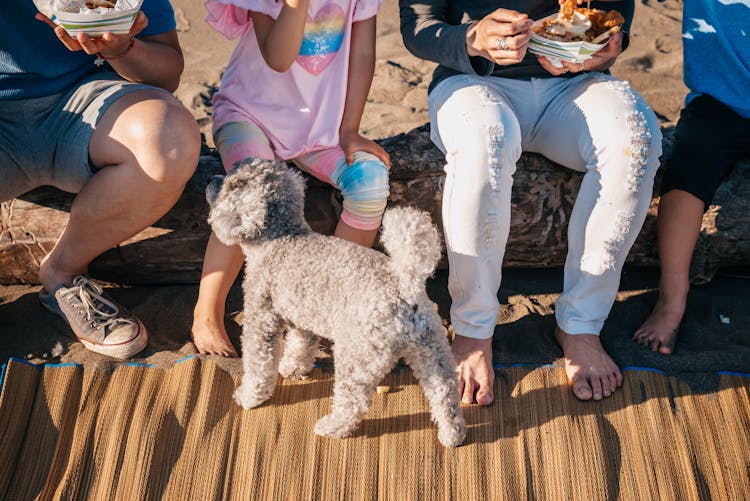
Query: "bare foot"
633 291 687 355
451 334 494 405
554 327 622 401
191 313 239 357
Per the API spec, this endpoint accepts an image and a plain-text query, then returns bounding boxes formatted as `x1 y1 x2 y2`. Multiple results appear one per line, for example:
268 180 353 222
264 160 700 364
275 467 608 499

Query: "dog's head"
207 158 309 245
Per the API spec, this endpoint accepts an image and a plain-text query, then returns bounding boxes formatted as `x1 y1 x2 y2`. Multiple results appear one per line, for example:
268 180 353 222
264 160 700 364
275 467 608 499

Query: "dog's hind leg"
234 310 284 409
279 328 319 379
314 344 398 439
404 321 467 447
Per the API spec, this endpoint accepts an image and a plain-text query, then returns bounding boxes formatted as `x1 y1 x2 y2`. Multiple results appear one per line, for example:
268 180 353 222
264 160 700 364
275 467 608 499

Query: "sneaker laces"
59 276 136 333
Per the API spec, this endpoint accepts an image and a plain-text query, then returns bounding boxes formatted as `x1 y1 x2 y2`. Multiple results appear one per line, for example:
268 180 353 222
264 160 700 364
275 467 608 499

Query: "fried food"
560 0 577 20
85 0 116 8
533 7 624 43
580 8 625 34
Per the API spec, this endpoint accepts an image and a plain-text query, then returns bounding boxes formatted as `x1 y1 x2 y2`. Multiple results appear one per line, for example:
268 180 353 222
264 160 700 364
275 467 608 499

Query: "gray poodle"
207 158 466 447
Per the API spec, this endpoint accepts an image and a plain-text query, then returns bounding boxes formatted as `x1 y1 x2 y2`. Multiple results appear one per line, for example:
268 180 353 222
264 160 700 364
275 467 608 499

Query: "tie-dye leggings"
214 121 390 230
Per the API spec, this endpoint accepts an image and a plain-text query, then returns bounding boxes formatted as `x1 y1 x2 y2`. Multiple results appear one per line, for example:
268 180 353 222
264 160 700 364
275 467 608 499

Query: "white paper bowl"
36 0 143 37
528 14 611 68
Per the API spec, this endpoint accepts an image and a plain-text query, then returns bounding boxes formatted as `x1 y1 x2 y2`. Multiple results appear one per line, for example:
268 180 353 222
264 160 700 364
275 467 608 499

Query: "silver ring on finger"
496 36 511 51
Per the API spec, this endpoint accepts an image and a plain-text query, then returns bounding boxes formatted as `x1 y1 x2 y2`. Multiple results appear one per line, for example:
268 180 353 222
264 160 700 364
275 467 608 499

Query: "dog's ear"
207 163 268 245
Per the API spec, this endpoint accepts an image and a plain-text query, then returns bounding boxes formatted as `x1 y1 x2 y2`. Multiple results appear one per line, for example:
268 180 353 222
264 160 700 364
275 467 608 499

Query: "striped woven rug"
1 357 748 500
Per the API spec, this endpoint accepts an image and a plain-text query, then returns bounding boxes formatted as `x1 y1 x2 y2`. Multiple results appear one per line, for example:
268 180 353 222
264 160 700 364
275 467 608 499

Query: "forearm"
253 0 310 72
399 0 493 75
106 33 184 92
340 19 375 135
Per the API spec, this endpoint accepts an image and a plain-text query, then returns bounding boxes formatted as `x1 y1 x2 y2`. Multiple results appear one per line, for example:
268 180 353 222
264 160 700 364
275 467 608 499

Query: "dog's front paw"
278 362 312 380
437 418 467 447
313 414 359 439
233 385 268 410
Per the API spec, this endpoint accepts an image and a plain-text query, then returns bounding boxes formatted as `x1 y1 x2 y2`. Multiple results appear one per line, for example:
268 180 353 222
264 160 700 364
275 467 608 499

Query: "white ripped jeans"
428 73 662 339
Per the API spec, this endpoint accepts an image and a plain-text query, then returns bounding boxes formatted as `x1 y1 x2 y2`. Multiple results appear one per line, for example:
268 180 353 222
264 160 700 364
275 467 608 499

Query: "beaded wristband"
94 36 135 66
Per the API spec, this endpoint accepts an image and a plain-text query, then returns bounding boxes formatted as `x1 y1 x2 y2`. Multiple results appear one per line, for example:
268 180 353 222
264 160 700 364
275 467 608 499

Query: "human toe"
614 368 623 387
590 376 604 401
632 328 648 342
476 383 494 406
658 343 673 355
607 373 620 395
571 373 593 400
221 345 239 357
462 379 477 404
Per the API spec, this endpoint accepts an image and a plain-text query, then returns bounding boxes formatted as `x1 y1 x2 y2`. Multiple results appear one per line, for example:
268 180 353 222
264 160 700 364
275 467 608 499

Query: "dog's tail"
380 207 441 302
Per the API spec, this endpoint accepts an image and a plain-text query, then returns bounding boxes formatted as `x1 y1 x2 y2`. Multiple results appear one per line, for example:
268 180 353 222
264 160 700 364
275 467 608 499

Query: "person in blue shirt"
634 0 750 354
0 2 200 359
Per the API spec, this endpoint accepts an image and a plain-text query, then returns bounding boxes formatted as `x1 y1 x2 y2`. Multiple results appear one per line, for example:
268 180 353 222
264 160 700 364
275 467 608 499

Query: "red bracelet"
94 36 135 66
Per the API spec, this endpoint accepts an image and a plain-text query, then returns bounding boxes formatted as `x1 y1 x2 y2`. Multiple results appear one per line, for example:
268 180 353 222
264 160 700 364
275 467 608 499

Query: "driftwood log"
1 124 748 285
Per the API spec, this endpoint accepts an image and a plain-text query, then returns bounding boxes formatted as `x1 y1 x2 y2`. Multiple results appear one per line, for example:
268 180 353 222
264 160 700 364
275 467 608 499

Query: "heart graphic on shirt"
295 3 346 76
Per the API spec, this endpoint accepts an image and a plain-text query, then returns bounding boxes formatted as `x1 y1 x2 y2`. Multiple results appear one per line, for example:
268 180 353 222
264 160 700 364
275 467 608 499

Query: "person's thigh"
428 75 523 255
0 97 44 201
87 83 198 183
213 121 275 172
661 94 750 207
2 73 174 200
292 146 346 185
429 74 524 164
530 74 662 180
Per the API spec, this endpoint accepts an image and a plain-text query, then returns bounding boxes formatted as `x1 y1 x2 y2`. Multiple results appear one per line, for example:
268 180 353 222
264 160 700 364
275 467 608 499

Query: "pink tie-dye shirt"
205 0 381 159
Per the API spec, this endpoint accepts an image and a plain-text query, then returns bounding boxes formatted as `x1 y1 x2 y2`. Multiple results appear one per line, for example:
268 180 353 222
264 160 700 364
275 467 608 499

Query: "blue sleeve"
139 0 177 37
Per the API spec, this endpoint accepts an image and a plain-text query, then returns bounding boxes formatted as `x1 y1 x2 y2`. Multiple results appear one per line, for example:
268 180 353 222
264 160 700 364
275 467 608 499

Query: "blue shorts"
0 72 168 201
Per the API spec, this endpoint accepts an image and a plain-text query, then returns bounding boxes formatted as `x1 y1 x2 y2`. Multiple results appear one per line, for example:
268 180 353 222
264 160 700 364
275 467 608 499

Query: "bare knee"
101 92 200 189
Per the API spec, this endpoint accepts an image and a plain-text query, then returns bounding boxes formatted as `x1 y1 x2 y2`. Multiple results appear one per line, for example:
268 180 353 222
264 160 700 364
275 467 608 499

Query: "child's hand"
340 131 391 168
35 11 148 57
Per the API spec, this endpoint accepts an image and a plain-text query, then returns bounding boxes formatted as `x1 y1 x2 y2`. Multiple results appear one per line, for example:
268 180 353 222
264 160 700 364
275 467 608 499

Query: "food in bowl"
533 1 625 44
85 0 116 8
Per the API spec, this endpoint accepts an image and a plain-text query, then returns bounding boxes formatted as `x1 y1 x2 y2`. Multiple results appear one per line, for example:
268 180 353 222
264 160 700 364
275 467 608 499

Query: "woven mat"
1 357 748 500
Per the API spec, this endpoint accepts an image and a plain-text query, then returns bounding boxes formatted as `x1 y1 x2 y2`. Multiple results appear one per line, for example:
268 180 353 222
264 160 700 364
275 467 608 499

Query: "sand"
1 0 748 385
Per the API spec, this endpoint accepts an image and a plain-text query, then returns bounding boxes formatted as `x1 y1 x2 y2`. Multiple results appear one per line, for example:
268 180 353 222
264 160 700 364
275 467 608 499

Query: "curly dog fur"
207 158 466 447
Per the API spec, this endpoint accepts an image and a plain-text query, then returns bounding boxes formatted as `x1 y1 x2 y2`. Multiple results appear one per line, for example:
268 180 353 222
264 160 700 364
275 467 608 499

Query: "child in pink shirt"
194 0 391 356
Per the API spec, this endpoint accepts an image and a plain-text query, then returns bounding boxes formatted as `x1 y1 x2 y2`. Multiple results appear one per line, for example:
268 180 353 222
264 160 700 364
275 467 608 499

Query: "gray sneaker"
39 275 148 359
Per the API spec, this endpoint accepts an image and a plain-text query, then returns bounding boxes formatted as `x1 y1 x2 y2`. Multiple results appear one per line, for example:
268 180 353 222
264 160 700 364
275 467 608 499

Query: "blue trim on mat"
0 354 747 398
717 371 750 377
8 356 43 370
0 354 199 372
621 366 667 374
0 355 205 398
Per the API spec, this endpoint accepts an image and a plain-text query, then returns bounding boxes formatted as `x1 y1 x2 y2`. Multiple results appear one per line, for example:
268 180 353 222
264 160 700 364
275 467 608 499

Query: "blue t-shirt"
682 0 750 119
0 0 176 100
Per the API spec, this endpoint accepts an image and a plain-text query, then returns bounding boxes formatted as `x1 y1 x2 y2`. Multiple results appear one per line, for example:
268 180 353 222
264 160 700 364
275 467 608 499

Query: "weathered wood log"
1 124 748 285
